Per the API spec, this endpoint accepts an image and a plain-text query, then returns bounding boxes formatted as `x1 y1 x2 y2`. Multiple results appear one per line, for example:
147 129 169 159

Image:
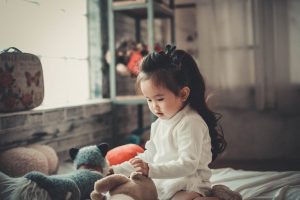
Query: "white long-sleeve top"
112 105 213 199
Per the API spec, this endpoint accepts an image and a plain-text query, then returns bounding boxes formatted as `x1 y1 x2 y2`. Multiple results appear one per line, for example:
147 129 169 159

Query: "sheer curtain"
252 0 300 113
278 0 300 114
195 0 300 113
196 0 255 109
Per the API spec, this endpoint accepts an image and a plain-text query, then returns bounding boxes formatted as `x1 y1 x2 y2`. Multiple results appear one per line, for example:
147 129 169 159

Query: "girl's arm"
112 139 156 176
136 139 156 162
111 160 135 177
112 122 157 176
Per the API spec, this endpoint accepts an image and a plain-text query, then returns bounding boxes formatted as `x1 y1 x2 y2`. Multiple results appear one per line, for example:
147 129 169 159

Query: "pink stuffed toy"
0 144 58 177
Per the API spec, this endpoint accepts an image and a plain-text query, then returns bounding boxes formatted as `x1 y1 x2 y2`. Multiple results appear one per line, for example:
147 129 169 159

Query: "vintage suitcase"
0 47 44 112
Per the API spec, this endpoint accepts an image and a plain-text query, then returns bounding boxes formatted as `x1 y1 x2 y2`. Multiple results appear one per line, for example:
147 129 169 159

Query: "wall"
0 100 113 161
112 104 151 147
214 108 300 171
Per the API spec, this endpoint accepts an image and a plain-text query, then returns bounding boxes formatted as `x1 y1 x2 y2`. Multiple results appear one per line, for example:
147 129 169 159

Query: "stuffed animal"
29 144 59 174
0 146 49 177
105 41 152 77
0 144 59 177
0 143 109 200
106 143 144 166
211 185 242 200
90 172 158 200
70 143 109 174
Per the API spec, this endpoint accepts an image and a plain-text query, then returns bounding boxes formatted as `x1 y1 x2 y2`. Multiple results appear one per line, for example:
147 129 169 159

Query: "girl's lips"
156 112 163 116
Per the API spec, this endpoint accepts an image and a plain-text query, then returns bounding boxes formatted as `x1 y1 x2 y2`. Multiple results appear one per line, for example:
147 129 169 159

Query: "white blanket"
211 168 300 200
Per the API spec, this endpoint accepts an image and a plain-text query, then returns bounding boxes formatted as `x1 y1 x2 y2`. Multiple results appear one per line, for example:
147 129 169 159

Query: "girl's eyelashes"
146 98 164 102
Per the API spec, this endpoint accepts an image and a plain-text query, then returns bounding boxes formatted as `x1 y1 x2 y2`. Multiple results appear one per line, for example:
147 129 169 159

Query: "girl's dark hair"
136 45 226 161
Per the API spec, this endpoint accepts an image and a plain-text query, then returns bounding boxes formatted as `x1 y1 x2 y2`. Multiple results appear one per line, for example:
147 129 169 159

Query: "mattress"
211 168 300 200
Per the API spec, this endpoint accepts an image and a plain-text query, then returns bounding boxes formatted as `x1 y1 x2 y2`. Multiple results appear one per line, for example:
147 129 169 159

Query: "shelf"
107 0 175 132
113 0 147 9
113 1 173 18
108 0 175 100
112 95 146 105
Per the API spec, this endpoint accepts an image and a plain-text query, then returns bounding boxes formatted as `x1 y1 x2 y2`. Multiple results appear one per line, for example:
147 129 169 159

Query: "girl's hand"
129 158 149 176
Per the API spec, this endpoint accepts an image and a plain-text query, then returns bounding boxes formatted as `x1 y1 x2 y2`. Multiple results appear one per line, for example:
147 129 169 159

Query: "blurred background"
0 0 299 170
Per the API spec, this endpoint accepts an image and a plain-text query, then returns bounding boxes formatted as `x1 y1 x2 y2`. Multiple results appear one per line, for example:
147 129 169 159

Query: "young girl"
111 45 228 200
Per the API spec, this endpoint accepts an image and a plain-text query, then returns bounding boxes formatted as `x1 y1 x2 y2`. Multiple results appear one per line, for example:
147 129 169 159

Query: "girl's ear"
180 86 190 101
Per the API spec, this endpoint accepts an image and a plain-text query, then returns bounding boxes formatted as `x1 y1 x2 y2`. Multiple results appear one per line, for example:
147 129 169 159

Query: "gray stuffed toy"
0 143 109 200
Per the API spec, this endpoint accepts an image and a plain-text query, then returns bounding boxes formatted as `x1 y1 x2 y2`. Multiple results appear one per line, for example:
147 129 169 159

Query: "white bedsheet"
211 168 300 200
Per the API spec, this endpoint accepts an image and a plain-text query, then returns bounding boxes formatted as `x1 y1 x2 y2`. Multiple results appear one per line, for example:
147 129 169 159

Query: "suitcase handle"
1 47 22 54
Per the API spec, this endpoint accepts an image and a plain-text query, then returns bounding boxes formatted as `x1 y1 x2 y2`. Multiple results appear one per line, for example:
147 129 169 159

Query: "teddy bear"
0 143 109 200
90 172 158 200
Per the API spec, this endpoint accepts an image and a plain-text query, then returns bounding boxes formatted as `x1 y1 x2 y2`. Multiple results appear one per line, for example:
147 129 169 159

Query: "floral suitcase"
0 47 44 113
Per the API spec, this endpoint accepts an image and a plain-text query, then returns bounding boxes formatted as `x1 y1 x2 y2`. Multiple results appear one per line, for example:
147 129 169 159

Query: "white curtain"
196 0 255 108
195 0 300 113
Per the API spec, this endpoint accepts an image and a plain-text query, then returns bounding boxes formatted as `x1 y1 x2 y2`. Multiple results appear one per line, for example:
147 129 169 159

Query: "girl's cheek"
147 102 153 110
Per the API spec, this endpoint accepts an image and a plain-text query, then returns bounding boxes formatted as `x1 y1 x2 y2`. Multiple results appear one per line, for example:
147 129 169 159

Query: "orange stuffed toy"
106 144 144 166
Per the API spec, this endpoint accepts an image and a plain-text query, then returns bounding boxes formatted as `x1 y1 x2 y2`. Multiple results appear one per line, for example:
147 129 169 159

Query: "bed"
59 162 300 200
211 168 300 200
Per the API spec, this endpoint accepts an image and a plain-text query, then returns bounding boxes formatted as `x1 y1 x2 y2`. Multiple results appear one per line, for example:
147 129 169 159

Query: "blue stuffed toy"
0 143 109 200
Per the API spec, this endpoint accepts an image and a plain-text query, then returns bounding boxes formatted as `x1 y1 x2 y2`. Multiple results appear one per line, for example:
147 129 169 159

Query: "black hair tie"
165 44 185 68
165 44 176 57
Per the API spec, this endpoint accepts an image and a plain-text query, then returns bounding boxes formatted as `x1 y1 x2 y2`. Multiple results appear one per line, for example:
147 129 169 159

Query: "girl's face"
140 79 188 119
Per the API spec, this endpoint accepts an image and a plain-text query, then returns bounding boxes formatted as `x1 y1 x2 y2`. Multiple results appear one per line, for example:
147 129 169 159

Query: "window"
0 0 90 108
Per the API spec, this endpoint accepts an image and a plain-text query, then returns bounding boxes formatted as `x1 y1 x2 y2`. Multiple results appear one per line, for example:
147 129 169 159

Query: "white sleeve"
137 121 157 162
112 121 158 176
112 161 135 177
112 138 156 176
148 117 208 179
136 139 156 162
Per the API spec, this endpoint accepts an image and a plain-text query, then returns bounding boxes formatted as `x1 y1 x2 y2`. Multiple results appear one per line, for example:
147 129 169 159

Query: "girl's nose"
152 101 159 109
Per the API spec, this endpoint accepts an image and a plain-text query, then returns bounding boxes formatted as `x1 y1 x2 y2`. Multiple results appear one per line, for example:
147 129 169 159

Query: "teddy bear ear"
97 143 109 157
69 148 79 160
